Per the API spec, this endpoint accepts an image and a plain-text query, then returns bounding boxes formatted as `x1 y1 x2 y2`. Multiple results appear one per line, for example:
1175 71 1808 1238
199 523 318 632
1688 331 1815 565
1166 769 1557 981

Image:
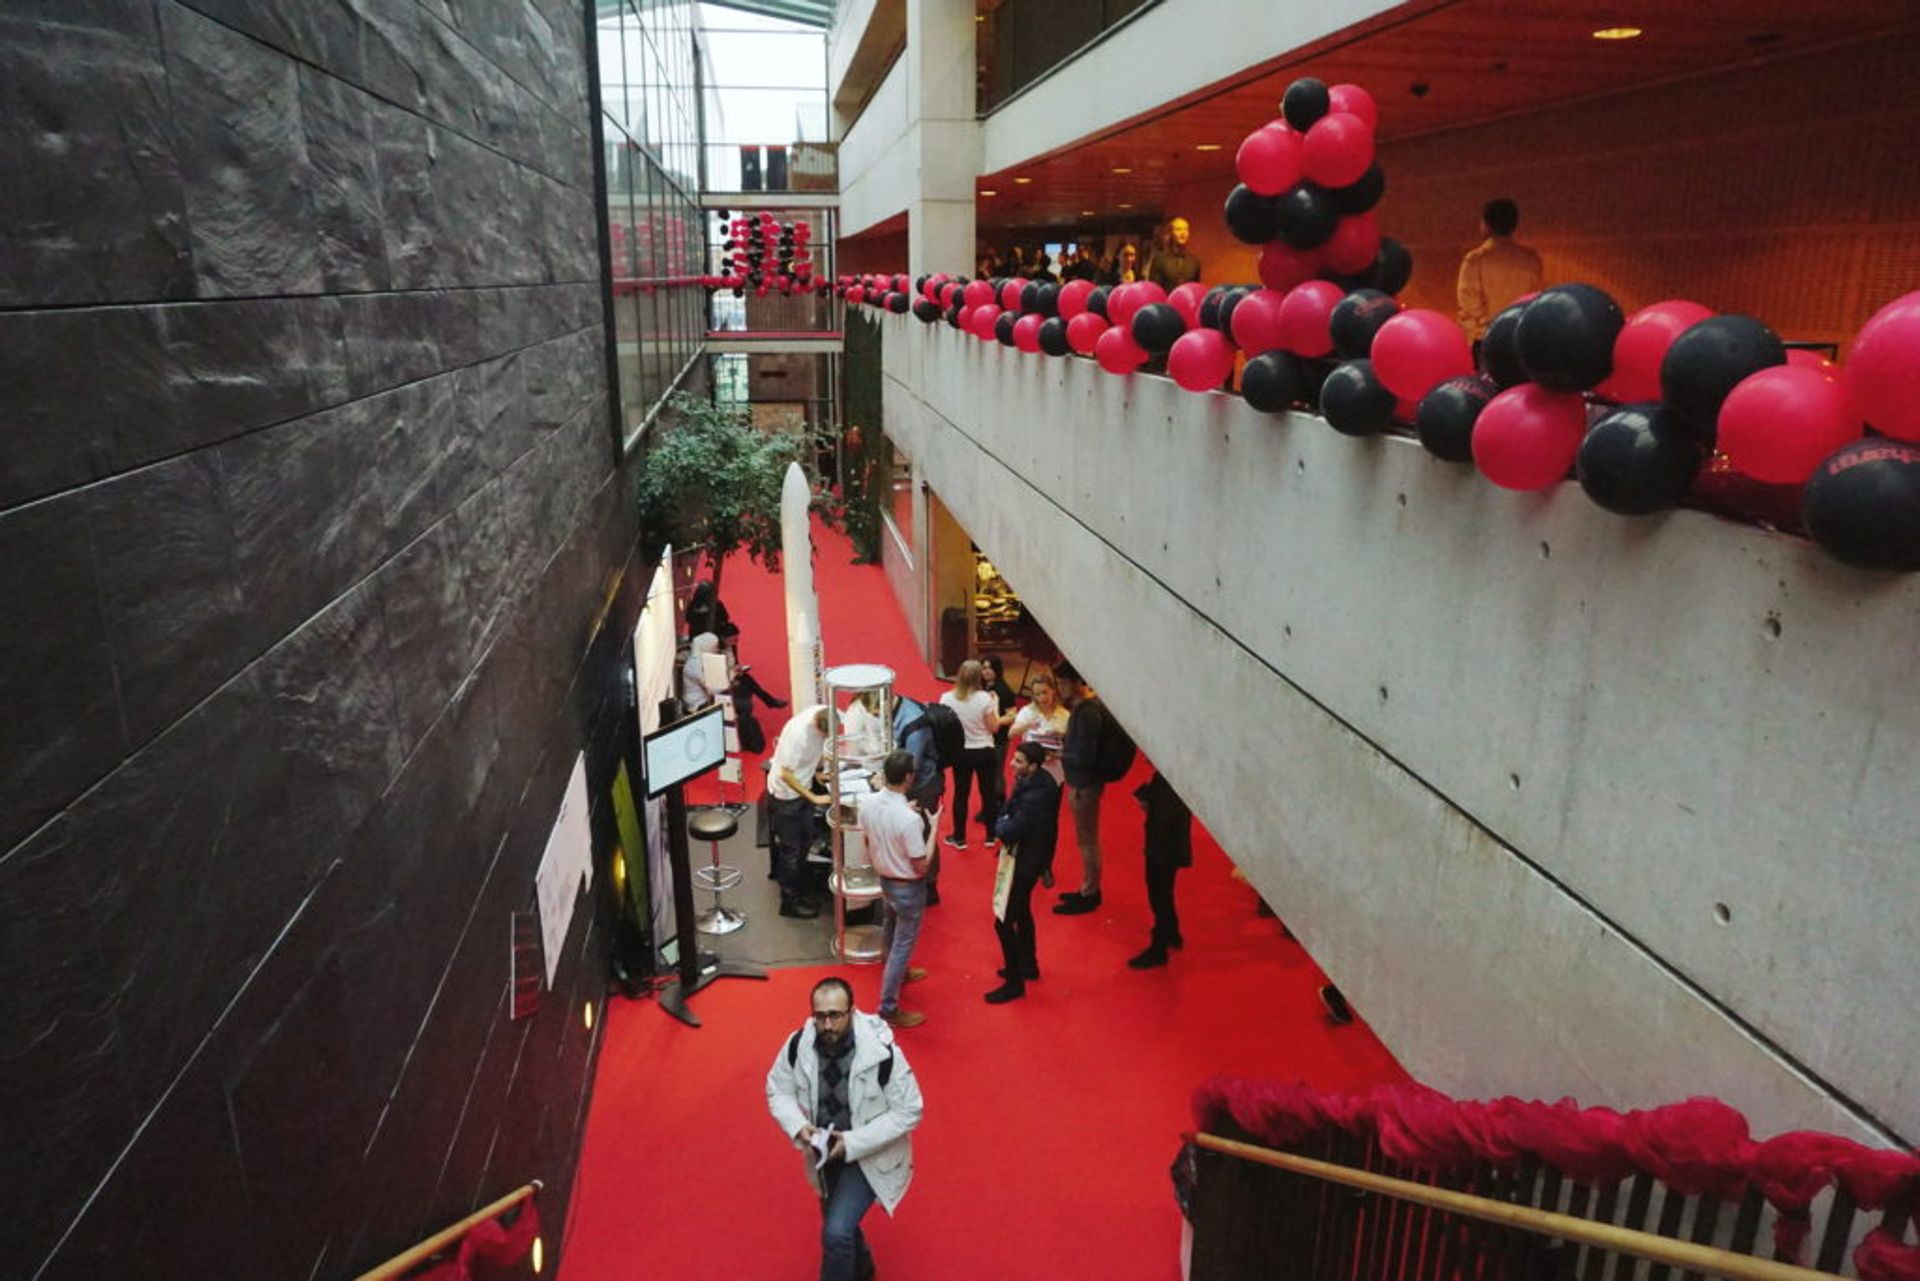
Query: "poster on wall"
634 552 682 962
533 754 593 987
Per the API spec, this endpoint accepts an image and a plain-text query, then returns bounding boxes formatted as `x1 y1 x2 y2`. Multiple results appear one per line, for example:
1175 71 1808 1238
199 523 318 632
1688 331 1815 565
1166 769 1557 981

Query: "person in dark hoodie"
1127 769 1193 969
985 742 1060 1003
1051 662 1110 915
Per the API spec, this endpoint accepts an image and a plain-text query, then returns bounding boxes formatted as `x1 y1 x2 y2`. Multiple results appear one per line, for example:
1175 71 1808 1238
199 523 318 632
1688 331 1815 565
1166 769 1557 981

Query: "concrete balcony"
877 311 1920 1146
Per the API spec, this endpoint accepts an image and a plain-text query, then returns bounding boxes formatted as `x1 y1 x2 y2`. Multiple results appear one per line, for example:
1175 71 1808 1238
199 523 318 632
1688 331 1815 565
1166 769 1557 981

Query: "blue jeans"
820 1161 877 1280
878 877 927 1015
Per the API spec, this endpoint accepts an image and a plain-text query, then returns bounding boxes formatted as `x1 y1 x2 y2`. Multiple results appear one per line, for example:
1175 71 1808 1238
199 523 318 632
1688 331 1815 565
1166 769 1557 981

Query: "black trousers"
769 795 816 900
949 746 999 842
1146 859 1183 948
993 858 1043 980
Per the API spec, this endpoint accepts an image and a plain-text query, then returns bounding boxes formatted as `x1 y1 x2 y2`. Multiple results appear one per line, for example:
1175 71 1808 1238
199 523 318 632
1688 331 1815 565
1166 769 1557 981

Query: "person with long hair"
940 660 1004 850
979 655 1019 819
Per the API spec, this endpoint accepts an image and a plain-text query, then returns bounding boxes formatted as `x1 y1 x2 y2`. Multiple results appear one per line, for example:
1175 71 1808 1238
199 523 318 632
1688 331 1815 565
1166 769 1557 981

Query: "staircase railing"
1185 1081 1918 1281
355 1181 542 1281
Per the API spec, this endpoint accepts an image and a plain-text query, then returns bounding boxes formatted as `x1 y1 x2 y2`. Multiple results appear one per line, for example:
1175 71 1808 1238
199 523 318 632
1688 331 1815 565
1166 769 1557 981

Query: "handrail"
354 1181 542 1281
1191 1133 1847 1281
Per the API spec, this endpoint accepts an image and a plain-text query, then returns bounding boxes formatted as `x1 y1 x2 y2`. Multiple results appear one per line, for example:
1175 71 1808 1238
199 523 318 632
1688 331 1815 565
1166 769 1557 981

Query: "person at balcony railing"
1126 768 1192 970
1102 243 1141 286
766 975 925 1281
1028 252 1059 283
1456 197 1542 348
1146 217 1202 290
1061 247 1100 283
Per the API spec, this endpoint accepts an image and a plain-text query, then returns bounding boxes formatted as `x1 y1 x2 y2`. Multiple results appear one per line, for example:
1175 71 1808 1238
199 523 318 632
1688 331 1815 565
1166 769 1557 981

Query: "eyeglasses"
811 1008 850 1022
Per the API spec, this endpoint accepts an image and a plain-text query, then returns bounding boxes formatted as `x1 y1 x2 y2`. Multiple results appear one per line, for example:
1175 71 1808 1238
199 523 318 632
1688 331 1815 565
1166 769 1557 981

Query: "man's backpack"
904 701 965 767
1094 706 1137 783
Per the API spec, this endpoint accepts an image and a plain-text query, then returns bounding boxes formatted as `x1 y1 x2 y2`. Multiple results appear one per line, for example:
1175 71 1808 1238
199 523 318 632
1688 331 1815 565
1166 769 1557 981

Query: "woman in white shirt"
941 659 1009 849
681 633 724 710
1009 670 1071 785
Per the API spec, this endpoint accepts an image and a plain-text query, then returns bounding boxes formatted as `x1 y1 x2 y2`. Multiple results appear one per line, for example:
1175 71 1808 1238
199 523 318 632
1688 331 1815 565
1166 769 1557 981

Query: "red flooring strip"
561 520 1409 1279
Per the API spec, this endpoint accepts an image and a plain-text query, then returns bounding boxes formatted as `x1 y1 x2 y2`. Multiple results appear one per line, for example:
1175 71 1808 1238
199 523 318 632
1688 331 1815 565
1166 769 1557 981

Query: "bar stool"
689 807 745 935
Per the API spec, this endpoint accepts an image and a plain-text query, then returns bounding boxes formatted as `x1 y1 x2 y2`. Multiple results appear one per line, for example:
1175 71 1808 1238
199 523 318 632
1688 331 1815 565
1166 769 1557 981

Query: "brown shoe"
906 966 928 983
881 1008 927 1028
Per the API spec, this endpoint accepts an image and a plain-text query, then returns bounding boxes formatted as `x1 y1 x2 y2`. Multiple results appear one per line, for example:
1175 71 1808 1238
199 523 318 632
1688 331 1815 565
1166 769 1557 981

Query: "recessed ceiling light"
980 189 997 196
1111 166 1133 174
1080 210 1095 216
1194 143 1223 152
1013 177 1033 185
1118 202 1135 209
1592 26 1643 39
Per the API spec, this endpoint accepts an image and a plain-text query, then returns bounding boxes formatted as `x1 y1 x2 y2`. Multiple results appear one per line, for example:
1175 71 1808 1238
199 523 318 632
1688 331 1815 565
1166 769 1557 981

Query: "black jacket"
1136 772 1193 868
993 768 1061 870
1061 696 1108 787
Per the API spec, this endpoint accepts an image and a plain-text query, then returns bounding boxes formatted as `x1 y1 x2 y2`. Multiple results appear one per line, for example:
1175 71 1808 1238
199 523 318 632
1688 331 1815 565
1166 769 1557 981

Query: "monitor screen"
643 704 727 797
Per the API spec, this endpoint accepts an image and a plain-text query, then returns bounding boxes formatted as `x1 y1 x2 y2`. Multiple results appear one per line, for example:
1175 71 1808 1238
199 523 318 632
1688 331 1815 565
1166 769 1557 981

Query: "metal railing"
354 1181 541 1281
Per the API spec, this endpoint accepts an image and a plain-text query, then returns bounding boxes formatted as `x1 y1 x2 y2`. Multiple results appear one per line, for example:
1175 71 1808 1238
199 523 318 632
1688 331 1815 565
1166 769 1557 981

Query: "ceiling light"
1081 210 1095 216
1013 176 1033 184
1118 202 1135 209
1592 26 1643 39
1111 166 1133 174
1194 143 1223 152
980 189 997 196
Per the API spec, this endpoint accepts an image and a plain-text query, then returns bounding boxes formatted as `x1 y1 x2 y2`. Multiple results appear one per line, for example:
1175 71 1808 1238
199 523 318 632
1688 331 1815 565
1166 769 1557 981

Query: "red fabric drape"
1195 1077 1918 1270
409 1199 542 1281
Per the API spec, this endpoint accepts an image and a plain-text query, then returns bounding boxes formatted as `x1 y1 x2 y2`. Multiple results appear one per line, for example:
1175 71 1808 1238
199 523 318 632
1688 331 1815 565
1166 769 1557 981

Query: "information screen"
642 704 727 797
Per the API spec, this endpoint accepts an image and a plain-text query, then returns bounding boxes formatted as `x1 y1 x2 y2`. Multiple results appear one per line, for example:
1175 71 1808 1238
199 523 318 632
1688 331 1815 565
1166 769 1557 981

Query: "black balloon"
1038 316 1071 356
1037 282 1062 317
1660 314 1787 437
1480 302 1529 388
1217 286 1254 337
1283 77 1330 131
1329 289 1402 360
912 297 941 322
1803 438 1920 571
1416 375 1495 463
1087 285 1111 319
1242 351 1311 414
1276 182 1339 250
1516 283 1624 392
1020 281 1042 314
914 274 930 296
1331 162 1386 215
995 311 1018 345
1319 359 1397 436
1374 237 1413 295
887 291 910 314
1225 184 1281 245
1198 286 1229 331
946 300 965 329
1577 403 1703 514
1130 302 1187 355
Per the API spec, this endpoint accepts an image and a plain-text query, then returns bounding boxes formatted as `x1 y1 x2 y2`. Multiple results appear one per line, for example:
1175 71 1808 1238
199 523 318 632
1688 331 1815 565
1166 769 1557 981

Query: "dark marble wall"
0 2 643 1275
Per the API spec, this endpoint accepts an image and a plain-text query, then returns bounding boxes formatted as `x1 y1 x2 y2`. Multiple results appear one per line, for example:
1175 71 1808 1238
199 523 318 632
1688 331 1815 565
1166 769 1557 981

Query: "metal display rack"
822 663 895 964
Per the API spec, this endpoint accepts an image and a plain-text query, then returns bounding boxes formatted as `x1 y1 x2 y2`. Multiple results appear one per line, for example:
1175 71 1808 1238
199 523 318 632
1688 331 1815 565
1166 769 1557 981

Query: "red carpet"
562 521 1408 1279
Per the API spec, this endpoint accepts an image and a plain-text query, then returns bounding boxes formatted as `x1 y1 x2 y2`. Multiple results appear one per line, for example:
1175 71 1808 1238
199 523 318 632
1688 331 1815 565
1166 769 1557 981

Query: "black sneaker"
779 898 821 919
1052 891 1100 916
983 981 1026 1004
1127 946 1169 969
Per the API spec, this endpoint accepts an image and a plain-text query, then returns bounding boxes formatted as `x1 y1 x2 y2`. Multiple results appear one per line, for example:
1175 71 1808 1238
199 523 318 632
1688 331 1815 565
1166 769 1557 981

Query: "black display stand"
654 702 766 1027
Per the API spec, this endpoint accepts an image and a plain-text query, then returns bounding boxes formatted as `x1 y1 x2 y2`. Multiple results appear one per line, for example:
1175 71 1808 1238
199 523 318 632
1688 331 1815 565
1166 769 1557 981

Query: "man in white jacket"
767 977 925 1280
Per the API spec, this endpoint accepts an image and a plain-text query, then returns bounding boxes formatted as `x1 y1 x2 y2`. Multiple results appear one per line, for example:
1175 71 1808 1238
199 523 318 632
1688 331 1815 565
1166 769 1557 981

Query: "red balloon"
938 281 959 306
1235 122 1303 197
1277 280 1347 358
1472 385 1587 491
1371 308 1474 400
1095 325 1149 374
1602 300 1715 402
1258 241 1319 292
1321 211 1380 275
1327 83 1378 131
1000 279 1024 311
1847 291 1920 441
1229 289 1288 355
1301 112 1374 189
1168 328 1237 392
1013 313 1045 353
957 304 978 333
1107 281 1163 331
1719 365 1864 484
1059 278 1095 319
847 286 865 305
963 279 994 307
1066 311 1109 355
971 303 1001 340
1168 281 1209 327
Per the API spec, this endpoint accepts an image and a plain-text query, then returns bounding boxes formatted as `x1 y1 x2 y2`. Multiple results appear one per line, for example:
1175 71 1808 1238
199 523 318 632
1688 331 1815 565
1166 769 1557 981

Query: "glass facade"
977 0 1156 113
598 0 711 448
699 9 831 194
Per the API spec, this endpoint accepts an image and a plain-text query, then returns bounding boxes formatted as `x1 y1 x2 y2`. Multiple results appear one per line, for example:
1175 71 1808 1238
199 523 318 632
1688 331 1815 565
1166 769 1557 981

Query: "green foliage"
635 393 804 582
840 309 885 563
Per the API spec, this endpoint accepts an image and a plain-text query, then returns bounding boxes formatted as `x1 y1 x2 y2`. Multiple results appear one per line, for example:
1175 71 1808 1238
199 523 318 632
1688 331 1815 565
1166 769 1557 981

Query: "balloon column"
698 210 822 297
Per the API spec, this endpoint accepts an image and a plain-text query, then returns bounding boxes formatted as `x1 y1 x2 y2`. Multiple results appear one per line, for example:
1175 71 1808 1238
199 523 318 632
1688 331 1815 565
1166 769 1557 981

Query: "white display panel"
643 704 727 797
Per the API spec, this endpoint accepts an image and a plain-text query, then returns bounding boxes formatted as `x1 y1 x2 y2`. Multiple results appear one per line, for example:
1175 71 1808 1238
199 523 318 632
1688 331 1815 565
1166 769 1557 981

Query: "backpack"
787 1030 895 1086
904 702 965 768
1094 705 1137 783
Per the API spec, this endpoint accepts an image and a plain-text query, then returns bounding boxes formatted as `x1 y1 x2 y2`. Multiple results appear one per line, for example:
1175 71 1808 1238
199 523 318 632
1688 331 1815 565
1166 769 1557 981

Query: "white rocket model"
780 462 823 708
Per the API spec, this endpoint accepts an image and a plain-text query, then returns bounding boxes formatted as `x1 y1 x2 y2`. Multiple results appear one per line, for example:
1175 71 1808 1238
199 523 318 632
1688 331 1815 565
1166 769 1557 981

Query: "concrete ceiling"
974 0 1920 230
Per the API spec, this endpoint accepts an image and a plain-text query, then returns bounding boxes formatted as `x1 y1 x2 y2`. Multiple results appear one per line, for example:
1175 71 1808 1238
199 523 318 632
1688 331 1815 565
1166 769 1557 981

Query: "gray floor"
683 804 880 970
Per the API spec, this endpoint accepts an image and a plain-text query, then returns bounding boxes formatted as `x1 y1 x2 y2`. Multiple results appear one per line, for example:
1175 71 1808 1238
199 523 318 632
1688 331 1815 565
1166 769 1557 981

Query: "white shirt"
941 688 999 750
1011 703 1070 781
768 707 829 801
862 788 931 880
